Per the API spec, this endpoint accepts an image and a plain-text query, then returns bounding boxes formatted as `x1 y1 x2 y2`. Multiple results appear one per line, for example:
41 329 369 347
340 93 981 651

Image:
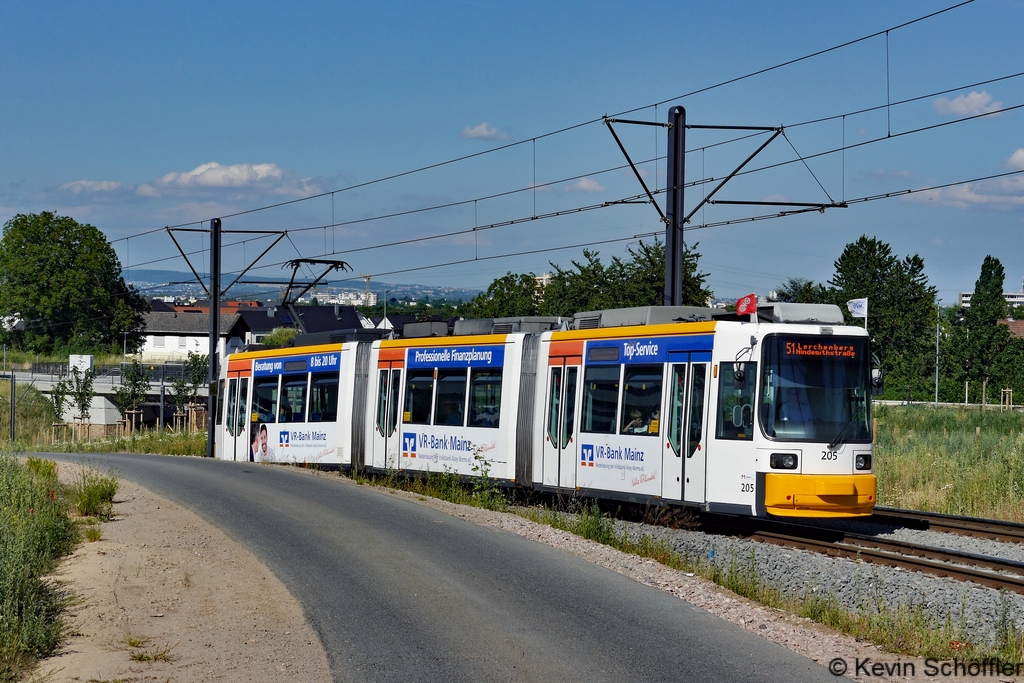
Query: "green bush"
0 454 77 681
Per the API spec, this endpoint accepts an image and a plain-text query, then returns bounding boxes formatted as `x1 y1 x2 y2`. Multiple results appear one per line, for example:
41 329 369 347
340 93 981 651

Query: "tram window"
405 370 434 425
216 380 225 426
434 369 468 426
687 364 707 456
225 380 238 436
237 377 250 437
468 369 502 428
376 370 388 435
582 366 619 434
620 365 663 436
716 362 756 440
387 370 401 435
561 367 577 449
309 372 339 422
280 374 308 423
667 366 686 456
547 368 562 443
253 377 280 424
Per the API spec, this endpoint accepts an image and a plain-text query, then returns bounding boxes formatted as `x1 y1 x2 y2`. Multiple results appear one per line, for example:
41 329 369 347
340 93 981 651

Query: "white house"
139 312 248 361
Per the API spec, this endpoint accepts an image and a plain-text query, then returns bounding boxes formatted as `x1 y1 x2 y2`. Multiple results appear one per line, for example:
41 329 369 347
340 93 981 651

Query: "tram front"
757 332 877 517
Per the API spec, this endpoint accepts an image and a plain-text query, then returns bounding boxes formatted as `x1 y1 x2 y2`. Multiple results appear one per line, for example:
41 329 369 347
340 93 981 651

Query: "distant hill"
124 269 480 302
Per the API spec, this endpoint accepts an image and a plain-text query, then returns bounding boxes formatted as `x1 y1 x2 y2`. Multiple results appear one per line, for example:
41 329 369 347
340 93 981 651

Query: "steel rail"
700 515 1024 594
871 507 1024 544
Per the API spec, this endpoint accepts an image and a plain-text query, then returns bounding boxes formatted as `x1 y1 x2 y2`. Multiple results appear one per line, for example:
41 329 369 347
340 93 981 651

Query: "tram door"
663 357 710 503
541 360 580 488
224 366 251 462
371 361 403 470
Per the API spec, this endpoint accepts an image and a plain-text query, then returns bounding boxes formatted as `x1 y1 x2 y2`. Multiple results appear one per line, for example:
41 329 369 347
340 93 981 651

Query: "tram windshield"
759 335 871 444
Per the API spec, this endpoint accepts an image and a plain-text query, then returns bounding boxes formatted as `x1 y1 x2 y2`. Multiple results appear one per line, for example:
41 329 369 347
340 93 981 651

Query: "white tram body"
215 304 877 518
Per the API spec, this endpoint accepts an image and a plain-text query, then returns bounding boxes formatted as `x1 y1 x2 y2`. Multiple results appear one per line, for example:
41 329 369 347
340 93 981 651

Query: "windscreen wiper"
827 418 855 450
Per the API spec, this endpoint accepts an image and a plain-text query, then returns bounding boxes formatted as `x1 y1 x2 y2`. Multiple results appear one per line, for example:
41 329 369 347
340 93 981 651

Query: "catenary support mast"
664 106 686 306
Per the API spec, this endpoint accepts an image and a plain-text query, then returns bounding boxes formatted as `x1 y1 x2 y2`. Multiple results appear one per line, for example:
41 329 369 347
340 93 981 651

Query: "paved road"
47 453 836 682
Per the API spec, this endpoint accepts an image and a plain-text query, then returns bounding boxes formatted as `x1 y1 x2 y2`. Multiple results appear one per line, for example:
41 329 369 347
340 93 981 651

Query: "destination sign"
406 345 505 369
253 352 341 376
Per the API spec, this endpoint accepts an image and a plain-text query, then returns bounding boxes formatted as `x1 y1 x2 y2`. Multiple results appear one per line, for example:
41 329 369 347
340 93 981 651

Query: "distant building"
959 283 1024 309
312 290 377 306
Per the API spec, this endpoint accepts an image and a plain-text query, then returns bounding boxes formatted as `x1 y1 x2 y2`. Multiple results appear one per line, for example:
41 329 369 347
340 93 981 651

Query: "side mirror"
871 368 884 396
734 363 746 383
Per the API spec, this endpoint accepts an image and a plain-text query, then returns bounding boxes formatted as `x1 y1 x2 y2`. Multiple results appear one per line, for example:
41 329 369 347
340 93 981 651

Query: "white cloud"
156 162 284 189
59 179 126 194
564 177 605 193
933 90 1002 117
460 122 508 140
57 161 329 204
1005 149 1024 171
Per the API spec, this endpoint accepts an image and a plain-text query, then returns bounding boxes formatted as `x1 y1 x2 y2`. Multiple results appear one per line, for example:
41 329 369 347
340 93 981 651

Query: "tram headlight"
769 453 798 470
855 453 872 471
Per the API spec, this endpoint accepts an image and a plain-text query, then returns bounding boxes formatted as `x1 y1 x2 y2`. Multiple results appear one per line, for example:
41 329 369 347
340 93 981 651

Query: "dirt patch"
39 464 330 683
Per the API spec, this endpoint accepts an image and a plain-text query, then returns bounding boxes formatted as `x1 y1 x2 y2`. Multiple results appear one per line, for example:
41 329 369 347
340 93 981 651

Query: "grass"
128 644 175 662
349 463 509 512
0 382 59 449
68 467 119 520
0 453 78 683
83 527 102 543
874 404 1024 520
43 429 208 458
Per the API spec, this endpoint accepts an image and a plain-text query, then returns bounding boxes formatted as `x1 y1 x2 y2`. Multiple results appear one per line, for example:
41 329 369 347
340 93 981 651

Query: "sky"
1 0 1022 305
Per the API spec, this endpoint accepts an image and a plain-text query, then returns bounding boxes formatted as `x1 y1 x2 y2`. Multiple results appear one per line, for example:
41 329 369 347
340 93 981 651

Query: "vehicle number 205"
821 450 838 461
740 482 755 493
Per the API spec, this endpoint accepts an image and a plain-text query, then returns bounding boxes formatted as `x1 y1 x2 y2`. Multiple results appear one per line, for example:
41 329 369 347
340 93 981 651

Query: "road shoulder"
40 464 331 683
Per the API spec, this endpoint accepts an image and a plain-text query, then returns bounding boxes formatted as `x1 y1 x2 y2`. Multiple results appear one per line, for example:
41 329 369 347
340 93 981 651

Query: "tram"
215 303 879 518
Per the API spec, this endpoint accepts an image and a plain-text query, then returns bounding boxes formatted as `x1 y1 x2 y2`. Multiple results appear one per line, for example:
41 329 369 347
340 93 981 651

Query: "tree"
827 236 937 397
169 351 209 428
963 255 1011 401
539 249 621 316
113 360 151 430
69 366 96 423
262 327 299 348
47 376 70 423
0 212 149 353
769 277 828 304
460 273 541 318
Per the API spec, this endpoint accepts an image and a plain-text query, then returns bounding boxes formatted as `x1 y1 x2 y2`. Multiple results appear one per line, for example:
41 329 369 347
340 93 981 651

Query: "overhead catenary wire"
293 168 1024 287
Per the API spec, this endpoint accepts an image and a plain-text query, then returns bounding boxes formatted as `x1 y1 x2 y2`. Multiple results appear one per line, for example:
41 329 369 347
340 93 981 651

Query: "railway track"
700 513 1024 594
871 506 1024 544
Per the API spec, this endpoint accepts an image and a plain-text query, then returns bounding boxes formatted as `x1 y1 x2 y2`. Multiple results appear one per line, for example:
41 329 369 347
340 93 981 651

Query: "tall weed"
68 465 119 519
0 454 77 681
875 405 1024 520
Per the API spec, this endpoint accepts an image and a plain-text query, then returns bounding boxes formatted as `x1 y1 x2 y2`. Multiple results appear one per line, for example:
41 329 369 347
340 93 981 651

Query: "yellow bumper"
764 473 876 518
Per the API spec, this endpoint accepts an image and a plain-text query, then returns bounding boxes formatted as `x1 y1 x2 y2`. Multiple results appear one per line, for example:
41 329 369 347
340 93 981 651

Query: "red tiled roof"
998 319 1024 338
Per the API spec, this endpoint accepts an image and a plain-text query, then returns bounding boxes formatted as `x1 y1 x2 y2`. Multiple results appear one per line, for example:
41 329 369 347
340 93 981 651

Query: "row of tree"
771 237 1022 403
460 240 712 318
47 353 209 430
464 233 1023 404
5 211 1019 406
